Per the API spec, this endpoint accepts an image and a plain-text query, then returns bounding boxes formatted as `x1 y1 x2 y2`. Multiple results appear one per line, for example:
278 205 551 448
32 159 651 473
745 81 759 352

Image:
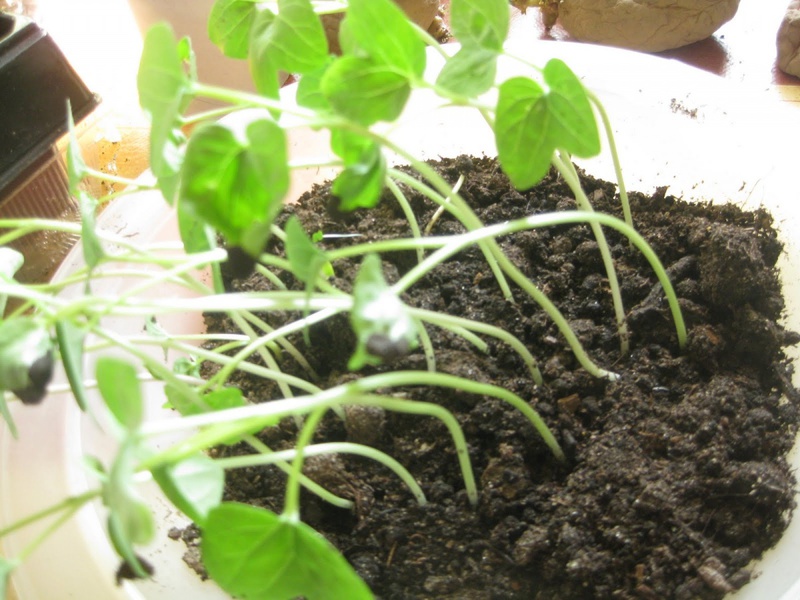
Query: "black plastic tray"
0 12 100 196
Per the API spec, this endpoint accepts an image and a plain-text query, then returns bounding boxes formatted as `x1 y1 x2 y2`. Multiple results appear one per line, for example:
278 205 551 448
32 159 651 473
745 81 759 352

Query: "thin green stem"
283 406 327 520
553 150 630 355
84 167 144 189
350 371 564 463
588 90 632 229
415 319 437 372
409 307 543 385
386 177 425 264
241 435 354 509
0 490 99 539
138 390 477 504
218 441 426 506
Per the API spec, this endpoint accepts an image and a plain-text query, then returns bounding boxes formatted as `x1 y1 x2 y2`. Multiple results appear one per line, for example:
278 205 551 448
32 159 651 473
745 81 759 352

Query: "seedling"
0 0 687 598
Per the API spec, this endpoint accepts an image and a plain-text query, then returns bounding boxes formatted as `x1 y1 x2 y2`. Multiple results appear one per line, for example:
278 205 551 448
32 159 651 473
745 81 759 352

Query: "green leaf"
77 192 105 269
328 131 386 210
178 202 218 255
0 318 53 405
435 46 498 97
208 0 261 59
449 0 510 51
332 143 386 212
202 503 373 600
247 11 281 98
495 60 600 189
284 216 333 341
96 357 143 431
180 118 289 256
285 216 331 283
0 556 19 600
137 23 191 204
166 385 247 418
55 320 90 412
250 0 328 75
65 101 88 196
322 56 411 125
152 453 224 526
296 58 334 111
341 0 425 79
541 58 600 156
105 440 155 579
349 254 418 370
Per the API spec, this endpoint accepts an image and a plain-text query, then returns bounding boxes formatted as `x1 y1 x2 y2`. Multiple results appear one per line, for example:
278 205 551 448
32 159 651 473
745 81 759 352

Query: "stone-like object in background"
777 0 800 78
557 0 741 53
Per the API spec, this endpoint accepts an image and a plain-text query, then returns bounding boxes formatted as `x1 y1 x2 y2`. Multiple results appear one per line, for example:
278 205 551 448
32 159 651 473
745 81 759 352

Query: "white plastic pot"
1 41 798 599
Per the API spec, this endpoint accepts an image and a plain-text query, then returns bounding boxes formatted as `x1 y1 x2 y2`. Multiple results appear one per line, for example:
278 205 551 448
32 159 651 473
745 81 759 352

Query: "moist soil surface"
197 156 800 599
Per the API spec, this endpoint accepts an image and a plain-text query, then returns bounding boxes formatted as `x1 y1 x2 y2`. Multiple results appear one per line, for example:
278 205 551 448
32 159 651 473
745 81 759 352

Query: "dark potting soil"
195 156 800 599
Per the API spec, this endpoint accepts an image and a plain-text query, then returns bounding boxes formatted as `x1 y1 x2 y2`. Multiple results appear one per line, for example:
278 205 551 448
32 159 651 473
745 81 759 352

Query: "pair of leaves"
96 357 223 576
202 503 372 600
320 0 426 126
329 130 386 211
179 117 289 257
495 58 600 189
436 0 509 97
285 216 333 285
137 23 194 203
249 0 329 98
95 358 154 578
349 254 418 370
209 0 329 98
208 0 262 59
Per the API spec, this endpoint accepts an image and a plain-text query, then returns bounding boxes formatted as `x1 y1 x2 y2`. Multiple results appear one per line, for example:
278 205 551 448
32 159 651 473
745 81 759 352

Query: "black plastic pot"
0 11 99 196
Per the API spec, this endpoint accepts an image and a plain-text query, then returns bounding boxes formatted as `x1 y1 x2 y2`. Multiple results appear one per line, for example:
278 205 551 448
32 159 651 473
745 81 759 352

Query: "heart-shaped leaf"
202 503 373 599
495 59 599 189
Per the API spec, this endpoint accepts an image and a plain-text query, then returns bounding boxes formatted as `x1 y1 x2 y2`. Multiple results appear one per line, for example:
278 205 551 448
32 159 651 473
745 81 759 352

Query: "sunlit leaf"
296 57 333 110
449 0 509 51
137 23 191 204
322 56 411 125
203 503 373 600
495 60 599 189
341 0 425 79
178 202 218 255
208 0 261 59
180 118 289 256
250 0 328 74
435 46 498 97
